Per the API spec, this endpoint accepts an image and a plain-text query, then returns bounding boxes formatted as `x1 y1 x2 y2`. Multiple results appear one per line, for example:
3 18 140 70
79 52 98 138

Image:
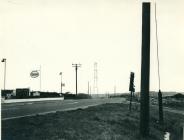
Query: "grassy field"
2 103 184 140
164 101 184 111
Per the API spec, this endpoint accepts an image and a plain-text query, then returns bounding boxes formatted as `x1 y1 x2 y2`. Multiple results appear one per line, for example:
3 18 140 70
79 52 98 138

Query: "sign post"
1 58 6 90
30 66 41 91
129 72 135 111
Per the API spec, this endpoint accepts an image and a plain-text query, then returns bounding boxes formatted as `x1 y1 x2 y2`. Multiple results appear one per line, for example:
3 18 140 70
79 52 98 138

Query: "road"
2 98 183 121
1 98 125 121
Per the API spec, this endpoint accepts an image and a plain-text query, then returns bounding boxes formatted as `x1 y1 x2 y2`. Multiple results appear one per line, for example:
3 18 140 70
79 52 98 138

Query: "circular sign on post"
30 70 39 78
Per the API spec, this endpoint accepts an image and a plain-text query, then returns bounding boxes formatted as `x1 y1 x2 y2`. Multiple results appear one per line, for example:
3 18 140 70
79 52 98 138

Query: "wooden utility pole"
140 2 151 137
72 64 81 95
88 81 89 95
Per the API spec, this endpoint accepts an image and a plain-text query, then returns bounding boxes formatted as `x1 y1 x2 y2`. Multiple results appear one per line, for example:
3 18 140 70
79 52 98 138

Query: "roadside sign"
30 70 39 78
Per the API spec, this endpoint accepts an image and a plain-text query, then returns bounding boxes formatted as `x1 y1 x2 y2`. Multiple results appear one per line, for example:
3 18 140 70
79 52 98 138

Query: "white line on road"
2 114 38 121
1 103 101 121
67 102 78 105
1 107 19 111
2 97 64 104
27 102 33 105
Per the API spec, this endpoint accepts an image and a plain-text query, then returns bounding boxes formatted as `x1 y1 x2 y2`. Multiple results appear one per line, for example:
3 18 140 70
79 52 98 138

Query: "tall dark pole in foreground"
140 2 151 137
72 64 81 95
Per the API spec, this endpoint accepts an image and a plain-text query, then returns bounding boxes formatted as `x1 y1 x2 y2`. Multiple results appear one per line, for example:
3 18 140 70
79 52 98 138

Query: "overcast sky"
0 0 184 93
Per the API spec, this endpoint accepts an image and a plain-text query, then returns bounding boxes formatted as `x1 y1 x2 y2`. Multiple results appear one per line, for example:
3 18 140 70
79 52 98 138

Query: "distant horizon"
1 88 183 95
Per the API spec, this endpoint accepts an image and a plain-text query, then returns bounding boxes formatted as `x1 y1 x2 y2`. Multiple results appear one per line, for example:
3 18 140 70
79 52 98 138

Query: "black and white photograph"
0 0 184 139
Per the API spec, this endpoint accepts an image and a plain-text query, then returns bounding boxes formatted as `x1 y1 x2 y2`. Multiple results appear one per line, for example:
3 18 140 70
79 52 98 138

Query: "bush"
63 93 91 99
40 92 60 98
76 93 92 99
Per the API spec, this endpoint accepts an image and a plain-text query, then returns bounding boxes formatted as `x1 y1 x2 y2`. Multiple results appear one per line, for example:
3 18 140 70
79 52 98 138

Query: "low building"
1 90 14 99
16 88 30 99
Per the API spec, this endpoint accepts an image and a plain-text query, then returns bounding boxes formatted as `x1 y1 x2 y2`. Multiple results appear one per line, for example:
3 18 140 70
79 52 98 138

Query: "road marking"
2 103 25 107
27 102 33 105
67 102 78 105
2 103 101 121
2 114 37 121
1 98 124 121
2 107 19 111
2 97 64 104
38 111 57 115
13 103 26 106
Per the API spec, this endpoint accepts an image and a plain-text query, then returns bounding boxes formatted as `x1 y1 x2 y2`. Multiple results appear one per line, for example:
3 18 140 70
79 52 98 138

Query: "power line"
155 2 161 90
155 2 164 125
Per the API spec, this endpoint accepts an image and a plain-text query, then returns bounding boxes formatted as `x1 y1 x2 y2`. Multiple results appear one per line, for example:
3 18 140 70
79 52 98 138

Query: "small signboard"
30 70 39 78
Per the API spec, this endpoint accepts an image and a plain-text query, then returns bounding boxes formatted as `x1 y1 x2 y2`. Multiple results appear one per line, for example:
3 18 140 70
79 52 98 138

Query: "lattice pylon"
93 62 98 94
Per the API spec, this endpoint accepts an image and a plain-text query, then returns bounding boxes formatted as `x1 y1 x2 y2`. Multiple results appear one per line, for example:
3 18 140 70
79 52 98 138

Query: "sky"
0 0 184 94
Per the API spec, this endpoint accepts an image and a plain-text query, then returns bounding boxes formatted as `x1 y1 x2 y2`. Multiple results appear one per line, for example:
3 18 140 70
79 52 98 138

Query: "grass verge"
2 103 184 140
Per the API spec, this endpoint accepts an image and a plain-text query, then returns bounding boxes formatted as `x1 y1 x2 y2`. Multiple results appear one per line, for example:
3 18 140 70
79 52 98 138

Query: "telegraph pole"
59 72 63 94
88 81 89 95
72 64 81 95
140 2 151 137
89 85 91 96
114 86 116 94
1 58 6 90
39 65 41 91
93 62 98 94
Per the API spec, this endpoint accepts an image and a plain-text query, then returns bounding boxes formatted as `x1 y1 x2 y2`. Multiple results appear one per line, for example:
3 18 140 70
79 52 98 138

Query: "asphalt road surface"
1 98 125 121
2 98 183 121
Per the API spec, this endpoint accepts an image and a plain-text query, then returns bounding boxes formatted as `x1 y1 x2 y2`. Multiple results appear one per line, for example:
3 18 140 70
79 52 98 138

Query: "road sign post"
129 72 135 111
1 58 7 90
158 90 163 124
